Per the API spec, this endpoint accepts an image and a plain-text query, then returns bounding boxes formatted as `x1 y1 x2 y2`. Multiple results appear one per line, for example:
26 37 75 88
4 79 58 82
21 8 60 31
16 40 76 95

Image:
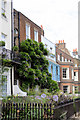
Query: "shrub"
13 46 19 51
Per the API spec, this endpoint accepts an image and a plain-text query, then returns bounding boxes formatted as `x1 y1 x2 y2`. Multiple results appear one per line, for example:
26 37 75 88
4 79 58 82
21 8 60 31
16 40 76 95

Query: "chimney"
56 40 66 49
73 48 78 56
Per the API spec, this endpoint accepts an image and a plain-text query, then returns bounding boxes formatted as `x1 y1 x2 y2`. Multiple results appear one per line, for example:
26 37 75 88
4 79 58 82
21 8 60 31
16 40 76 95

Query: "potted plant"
0 41 5 47
2 13 6 17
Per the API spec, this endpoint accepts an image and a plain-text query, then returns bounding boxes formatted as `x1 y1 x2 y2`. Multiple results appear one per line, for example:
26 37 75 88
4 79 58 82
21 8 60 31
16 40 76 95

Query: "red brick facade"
56 41 80 94
14 9 44 47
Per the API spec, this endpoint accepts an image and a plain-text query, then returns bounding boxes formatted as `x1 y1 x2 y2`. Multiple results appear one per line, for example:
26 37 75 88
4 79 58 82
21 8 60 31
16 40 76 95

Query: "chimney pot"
61 40 62 43
63 40 64 43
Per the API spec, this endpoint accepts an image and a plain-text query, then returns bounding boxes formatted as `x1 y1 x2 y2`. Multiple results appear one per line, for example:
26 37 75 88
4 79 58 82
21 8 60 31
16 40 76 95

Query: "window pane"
26 24 30 39
1 33 6 41
34 30 38 41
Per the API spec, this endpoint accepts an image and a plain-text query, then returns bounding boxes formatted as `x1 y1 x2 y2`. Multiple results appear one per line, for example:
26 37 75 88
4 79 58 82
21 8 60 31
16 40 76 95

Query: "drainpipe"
18 12 20 51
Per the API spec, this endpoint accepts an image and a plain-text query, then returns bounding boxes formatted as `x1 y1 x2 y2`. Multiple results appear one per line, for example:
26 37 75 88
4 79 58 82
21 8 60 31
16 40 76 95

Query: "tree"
16 39 59 92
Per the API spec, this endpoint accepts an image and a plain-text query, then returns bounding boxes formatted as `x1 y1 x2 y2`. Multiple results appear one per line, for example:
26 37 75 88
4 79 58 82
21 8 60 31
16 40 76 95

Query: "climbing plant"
15 39 59 92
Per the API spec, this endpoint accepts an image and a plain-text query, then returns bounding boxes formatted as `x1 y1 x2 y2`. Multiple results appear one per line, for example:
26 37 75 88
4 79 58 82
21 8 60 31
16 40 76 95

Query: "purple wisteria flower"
41 94 46 98
35 96 41 99
53 95 58 102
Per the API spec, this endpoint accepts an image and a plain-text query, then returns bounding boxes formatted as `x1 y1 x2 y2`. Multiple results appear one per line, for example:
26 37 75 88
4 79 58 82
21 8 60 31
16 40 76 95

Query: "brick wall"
14 9 44 47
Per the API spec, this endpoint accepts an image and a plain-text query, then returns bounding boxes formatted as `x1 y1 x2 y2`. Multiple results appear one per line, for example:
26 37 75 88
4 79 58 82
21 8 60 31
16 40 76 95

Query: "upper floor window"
34 30 38 42
58 54 60 61
62 68 69 79
60 53 62 61
2 0 6 17
1 33 6 42
56 66 58 75
26 24 30 39
65 58 67 62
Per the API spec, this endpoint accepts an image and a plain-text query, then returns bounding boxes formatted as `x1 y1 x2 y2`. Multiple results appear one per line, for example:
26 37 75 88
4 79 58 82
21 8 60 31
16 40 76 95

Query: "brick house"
14 9 44 48
56 40 74 93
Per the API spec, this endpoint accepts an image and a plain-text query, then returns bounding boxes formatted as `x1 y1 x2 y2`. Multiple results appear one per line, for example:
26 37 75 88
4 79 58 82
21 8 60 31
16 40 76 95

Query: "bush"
13 46 19 51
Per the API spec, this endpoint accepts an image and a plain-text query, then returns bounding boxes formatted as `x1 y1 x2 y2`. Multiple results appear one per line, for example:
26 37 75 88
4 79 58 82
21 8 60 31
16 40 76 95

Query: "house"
41 36 60 82
0 0 12 96
56 40 74 94
14 9 44 48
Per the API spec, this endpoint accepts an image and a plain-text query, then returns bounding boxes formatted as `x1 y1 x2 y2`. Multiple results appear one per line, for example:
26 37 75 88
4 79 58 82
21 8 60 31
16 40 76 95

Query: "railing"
1 99 80 119
0 47 20 64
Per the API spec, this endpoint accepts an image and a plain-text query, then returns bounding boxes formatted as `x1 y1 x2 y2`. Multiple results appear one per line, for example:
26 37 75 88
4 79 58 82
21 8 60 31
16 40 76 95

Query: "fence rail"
1 99 80 120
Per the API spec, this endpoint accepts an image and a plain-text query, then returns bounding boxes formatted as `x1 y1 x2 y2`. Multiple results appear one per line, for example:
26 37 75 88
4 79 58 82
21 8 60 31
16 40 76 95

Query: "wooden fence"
1 99 80 120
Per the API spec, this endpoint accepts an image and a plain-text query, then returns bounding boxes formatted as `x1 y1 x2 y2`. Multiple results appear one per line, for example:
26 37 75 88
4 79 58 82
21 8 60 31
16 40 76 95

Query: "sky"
13 0 79 52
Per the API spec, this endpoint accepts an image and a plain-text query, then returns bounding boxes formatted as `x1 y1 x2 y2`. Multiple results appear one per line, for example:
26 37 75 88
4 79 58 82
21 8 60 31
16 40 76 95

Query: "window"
56 66 58 75
14 28 18 35
26 24 30 39
63 68 67 78
60 53 62 61
72 69 74 79
34 30 38 42
2 0 6 17
63 86 68 93
75 86 78 94
58 54 60 61
1 33 6 42
65 58 67 62
74 72 76 76
62 68 69 79
0 75 7 97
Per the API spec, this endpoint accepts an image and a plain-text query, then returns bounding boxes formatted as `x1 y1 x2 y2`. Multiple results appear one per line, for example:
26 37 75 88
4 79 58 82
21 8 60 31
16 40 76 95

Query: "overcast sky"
13 0 79 52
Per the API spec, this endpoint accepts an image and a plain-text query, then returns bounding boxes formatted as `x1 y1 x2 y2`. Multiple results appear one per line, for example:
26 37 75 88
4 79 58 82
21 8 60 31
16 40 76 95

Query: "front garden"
1 39 80 119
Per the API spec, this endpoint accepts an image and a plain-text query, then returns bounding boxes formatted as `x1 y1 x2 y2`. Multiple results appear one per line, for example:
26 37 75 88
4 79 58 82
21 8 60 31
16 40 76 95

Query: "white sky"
13 0 79 52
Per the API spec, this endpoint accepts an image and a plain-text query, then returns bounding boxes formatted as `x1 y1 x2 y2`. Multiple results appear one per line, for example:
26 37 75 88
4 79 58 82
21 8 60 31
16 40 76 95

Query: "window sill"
1 14 7 21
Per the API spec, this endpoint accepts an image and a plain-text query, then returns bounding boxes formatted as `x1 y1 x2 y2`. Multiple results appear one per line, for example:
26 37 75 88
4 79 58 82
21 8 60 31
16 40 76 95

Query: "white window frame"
2 0 6 17
58 54 60 61
26 24 30 40
62 67 69 79
34 29 38 42
74 71 78 81
72 69 74 79
1 33 6 42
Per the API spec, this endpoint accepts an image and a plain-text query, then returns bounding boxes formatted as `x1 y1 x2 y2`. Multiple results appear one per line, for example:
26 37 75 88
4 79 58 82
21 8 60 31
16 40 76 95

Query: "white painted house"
0 0 12 96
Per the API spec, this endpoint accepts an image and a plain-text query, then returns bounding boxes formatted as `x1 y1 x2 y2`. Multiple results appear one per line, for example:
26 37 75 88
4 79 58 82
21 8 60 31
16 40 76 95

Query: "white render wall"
0 0 12 96
41 35 56 62
0 0 11 50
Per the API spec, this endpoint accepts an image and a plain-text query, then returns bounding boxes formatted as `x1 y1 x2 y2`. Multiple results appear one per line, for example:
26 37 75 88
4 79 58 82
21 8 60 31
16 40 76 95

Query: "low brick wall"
53 99 80 119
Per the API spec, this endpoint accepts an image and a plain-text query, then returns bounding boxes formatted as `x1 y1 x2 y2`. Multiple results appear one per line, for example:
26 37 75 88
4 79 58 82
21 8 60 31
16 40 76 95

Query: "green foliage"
0 41 5 46
16 39 59 92
2 59 12 67
13 46 19 51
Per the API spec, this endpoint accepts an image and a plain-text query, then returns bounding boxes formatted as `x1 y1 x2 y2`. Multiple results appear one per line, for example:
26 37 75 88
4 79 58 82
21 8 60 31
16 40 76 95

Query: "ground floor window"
75 86 78 94
63 86 68 93
0 75 7 97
